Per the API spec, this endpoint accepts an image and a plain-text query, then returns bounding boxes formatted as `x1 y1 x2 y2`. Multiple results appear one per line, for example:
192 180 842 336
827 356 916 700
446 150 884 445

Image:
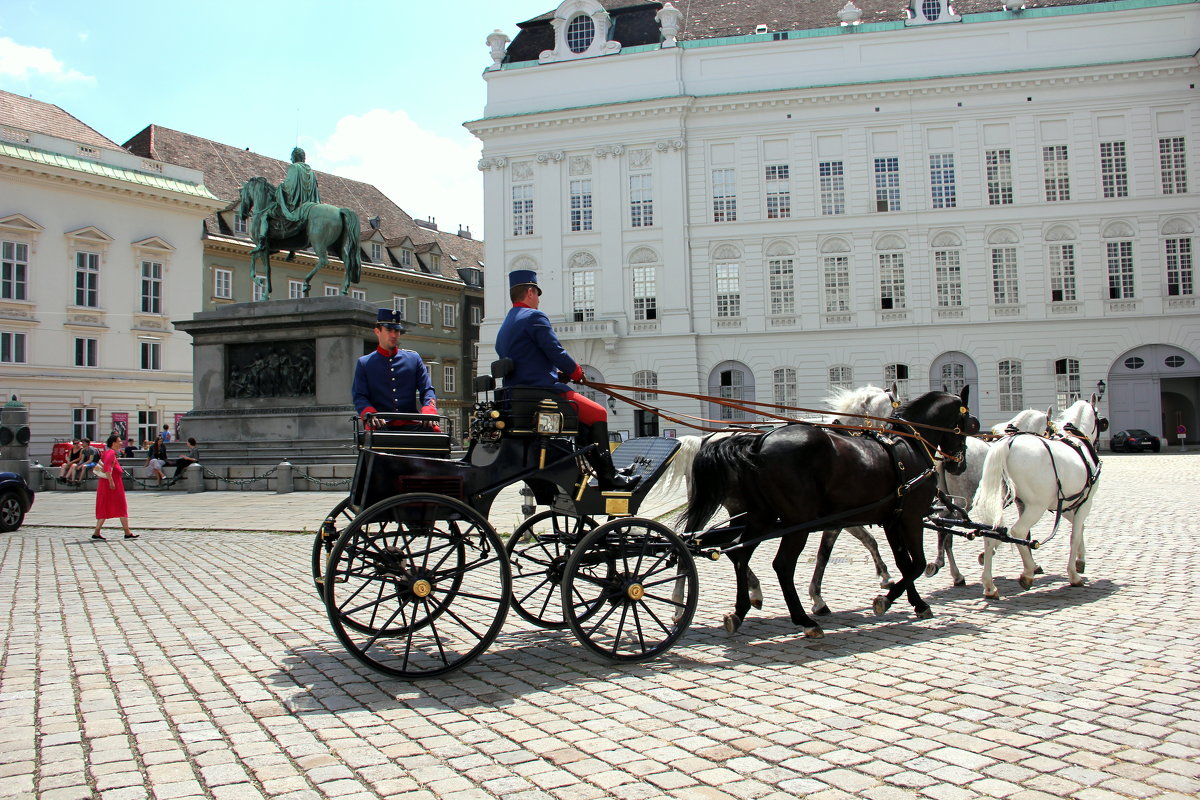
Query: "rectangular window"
874 157 901 212
1049 244 1077 302
252 281 266 302
1160 137 1187 194
630 174 653 228
1056 358 1081 408
1106 241 1135 299
1042 145 1070 201
233 214 248 235
823 256 849 313
991 247 1019 304
632 266 657 321
418 300 432 325
998 360 1023 413
1 240 29 300
773 367 797 408
572 271 595 322
829 366 853 391
934 250 962 307
140 340 161 371
569 179 592 232
819 161 845 215
765 164 791 219
712 168 737 222
74 337 97 367
878 253 906 310
768 258 795 315
137 410 159 447
1166 238 1193 296
73 407 98 442
371 243 383 263
324 285 340 297
350 288 366 301
214 268 232 299
400 249 413 268
140 261 162 313
986 149 1013 205
715 263 740 317
287 280 304 299
75 251 99 307
393 296 407 320
1099 141 1128 198
443 365 456 395
471 306 483 325
929 153 956 209
512 184 534 236
0 331 26 363
443 303 457 328
884 364 910 402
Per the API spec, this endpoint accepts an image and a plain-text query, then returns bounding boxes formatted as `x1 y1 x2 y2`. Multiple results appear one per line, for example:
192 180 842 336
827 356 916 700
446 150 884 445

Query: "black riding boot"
583 422 640 491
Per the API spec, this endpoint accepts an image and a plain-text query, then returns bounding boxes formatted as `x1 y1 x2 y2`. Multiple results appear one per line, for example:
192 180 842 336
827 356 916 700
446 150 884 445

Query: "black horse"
682 388 976 639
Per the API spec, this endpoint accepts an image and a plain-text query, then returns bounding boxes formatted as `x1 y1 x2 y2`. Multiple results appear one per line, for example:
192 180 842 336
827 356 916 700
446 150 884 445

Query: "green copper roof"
0 141 219 200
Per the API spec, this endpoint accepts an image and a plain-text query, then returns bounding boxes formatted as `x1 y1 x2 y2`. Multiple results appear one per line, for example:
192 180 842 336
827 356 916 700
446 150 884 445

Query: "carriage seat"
483 358 580 437
356 427 451 458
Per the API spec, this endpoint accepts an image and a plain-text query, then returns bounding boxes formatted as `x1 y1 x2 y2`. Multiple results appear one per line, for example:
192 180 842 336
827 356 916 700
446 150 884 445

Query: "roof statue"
236 148 362 300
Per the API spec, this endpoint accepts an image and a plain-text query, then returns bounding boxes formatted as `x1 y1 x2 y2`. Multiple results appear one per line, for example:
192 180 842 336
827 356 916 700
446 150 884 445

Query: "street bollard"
187 463 205 493
276 461 294 494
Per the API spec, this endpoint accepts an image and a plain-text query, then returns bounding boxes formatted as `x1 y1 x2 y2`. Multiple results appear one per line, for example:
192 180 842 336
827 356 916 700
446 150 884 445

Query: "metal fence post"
187 463 205 493
276 461 294 494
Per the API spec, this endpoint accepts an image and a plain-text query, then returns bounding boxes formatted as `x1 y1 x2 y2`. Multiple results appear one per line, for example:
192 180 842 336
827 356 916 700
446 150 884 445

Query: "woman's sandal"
92 533 105 540
124 533 139 539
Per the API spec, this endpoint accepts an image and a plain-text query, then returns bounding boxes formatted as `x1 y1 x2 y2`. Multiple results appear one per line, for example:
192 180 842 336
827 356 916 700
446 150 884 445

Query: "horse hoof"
872 596 888 616
750 598 763 611
1035 565 1045 575
803 627 824 639
953 578 967 587
723 613 742 633
924 564 940 577
978 553 985 565
1070 577 1085 587
915 607 933 620
813 604 831 617
1018 575 1034 590
984 588 1000 599
1075 560 1085 574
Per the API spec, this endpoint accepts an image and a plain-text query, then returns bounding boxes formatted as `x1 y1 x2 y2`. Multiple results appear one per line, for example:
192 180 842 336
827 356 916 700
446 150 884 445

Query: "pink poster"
174 413 185 438
111 412 129 440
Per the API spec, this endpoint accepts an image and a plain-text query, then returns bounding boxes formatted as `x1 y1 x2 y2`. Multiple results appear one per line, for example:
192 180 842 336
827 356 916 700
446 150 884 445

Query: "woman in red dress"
93 433 137 541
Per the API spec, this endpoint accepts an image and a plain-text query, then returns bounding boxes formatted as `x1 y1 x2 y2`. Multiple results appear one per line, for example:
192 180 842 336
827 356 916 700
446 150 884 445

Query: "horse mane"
893 390 952 423
825 384 892 427
1056 399 1094 434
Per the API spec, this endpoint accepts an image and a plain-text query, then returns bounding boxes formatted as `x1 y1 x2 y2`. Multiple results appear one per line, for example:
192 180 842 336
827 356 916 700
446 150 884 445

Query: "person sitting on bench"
496 269 638 491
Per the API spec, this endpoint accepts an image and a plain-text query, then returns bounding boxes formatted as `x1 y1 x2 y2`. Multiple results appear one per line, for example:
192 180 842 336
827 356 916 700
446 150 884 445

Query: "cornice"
0 157 226 213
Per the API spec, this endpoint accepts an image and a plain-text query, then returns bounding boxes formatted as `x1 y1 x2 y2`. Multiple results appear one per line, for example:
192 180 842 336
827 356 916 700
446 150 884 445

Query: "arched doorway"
707 360 756 422
1106 344 1199 444
929 351 979 417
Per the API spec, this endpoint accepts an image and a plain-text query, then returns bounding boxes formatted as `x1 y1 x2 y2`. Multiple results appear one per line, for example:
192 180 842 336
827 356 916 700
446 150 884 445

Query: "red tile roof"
0 89 122 150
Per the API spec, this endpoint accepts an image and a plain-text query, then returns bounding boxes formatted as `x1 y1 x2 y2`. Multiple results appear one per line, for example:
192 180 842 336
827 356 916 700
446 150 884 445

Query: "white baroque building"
0 92 224 460
467 0 1200 444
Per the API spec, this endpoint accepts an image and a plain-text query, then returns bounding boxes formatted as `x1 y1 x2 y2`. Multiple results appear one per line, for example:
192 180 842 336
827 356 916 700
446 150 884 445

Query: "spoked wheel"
311 497 356 599
323 493 510 679
562 518 698 663
505 510 603 629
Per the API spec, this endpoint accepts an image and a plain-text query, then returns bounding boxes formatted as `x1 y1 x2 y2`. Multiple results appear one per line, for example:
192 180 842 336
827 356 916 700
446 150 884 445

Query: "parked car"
1109 429 1161 453
0 471 35 532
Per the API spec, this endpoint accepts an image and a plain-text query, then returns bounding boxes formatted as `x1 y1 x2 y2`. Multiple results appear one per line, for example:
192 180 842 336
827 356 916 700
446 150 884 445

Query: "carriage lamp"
536 411 563 434
1096 379 1106 400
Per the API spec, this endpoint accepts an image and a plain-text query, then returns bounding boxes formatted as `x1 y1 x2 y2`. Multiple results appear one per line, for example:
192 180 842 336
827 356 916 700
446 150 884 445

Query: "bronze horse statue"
237 176 363 299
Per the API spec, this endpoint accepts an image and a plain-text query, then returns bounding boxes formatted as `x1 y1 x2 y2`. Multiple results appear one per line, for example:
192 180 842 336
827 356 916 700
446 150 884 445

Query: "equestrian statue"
236 147 363 300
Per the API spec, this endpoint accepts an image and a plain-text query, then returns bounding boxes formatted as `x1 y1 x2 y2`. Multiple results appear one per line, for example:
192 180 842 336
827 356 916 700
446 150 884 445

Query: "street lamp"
1096 379 1106 400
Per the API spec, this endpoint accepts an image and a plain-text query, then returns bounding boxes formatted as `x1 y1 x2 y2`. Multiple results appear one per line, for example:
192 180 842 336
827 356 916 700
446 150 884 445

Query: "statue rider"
276 146 320 223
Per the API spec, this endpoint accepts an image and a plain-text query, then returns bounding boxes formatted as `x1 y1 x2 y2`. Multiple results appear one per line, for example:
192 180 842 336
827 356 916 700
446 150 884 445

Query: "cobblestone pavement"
1 453 1197 799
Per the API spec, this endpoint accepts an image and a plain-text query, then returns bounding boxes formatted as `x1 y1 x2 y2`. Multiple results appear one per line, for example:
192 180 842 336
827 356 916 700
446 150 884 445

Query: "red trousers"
564 390 607 426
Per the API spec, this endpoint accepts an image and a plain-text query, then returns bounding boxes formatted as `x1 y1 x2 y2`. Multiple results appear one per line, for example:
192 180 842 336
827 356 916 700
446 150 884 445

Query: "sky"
0 0 559 239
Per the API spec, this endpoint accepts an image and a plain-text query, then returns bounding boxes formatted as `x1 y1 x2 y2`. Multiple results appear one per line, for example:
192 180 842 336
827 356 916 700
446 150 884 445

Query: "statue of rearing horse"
236 167 362 300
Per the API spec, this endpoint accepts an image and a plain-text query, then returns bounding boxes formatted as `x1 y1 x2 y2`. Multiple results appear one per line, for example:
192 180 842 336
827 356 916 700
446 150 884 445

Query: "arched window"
829 365 853 391
633 370 658 402
1055 358 1080 409
579 365 604 405
773 368 797 408
884 363 910 402
708 361 754 421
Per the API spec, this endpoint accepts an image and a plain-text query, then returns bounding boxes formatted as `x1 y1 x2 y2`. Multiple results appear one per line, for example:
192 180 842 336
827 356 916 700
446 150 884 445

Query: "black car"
1110 429 1161 453
0 471 34 532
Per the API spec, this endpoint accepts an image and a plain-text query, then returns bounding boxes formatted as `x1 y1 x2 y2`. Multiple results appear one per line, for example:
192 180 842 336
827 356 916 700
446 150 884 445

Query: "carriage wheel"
562 518 698 663
311 497 356 600
324 493 510 679
505 510 607 629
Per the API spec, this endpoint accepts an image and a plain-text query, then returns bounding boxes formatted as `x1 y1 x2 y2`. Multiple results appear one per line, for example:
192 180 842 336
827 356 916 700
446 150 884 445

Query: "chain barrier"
197 464 279 489
44 463 351 491
292 467 352 489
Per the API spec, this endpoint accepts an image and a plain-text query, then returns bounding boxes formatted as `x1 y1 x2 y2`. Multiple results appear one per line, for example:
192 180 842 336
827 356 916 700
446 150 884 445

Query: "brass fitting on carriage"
470 401 504 444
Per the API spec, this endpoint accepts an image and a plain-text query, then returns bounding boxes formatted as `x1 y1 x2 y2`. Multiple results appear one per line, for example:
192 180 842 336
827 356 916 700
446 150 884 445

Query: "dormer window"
566 15 595 53
371 243 383 262
907 0 960 25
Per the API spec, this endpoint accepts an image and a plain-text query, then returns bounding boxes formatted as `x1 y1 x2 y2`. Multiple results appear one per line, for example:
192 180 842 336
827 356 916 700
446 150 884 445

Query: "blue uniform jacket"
495 305 578 393
352 348 436 415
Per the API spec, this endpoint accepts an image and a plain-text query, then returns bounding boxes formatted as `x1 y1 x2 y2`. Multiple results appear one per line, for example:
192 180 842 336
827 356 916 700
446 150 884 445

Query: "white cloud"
0 37 94 83
310 109 484 240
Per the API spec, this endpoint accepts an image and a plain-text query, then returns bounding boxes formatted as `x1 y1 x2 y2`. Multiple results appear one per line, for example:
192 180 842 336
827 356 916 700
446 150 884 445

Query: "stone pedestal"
173 296 376 466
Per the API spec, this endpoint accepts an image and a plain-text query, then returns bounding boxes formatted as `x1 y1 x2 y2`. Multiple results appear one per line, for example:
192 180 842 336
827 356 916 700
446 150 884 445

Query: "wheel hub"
626 583 645 601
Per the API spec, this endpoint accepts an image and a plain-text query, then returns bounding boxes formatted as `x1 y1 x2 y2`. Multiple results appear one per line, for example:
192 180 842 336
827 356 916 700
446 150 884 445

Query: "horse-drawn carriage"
313 362 1103 679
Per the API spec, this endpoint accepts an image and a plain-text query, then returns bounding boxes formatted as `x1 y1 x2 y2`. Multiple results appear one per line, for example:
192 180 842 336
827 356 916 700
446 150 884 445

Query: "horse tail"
682 434 760 534
660 435 704 496
971 439 1014 527
339 208 362 284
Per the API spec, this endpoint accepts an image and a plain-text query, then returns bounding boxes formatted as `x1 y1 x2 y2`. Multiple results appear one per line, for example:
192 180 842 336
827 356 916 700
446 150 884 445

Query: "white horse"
666 384 899 616
971 396 1106 598
928 406 1056 585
